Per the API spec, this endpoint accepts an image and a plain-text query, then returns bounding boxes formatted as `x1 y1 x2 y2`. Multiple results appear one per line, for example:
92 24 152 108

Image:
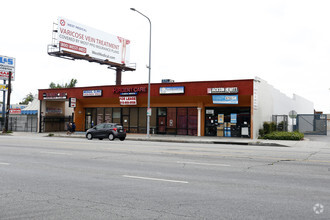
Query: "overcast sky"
1 0 330 112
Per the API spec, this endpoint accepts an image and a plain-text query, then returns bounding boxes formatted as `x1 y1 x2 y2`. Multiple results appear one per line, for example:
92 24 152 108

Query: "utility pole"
3 71 12 133
2 79 6 127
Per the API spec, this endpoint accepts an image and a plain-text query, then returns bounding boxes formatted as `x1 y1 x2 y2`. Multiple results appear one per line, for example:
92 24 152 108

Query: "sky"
1 0 330 112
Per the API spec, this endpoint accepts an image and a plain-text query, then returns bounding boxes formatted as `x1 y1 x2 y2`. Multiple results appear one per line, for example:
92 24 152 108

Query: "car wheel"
86 133 93 140
108 133 115 141
119 137 125 141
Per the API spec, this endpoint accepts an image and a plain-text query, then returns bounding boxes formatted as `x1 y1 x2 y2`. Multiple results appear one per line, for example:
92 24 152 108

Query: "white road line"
40 151 72 156
0 162 10 166
177 161 231 167
123 175 188 184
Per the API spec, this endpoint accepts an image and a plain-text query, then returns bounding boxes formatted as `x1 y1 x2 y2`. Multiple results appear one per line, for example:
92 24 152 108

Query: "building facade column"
197 107 202 136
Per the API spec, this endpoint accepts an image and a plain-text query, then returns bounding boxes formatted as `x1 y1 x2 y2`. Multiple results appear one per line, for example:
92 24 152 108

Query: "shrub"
263 122 276 135
262 131 304 140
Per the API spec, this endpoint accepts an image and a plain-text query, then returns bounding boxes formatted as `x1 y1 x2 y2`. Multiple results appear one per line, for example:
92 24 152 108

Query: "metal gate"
272 115 288 132
41 116 72 132
296 114 327 135
0 115 38 132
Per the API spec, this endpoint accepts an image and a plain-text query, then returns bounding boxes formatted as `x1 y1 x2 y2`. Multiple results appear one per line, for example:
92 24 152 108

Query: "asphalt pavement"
0 134 329 219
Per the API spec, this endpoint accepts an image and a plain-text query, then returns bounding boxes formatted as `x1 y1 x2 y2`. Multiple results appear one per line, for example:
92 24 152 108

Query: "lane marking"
123 175 188 184
177 161 231 167
0 162 10 165
39 151 72 156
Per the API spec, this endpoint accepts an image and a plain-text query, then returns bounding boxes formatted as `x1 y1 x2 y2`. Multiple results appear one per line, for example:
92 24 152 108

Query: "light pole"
130 8 152 138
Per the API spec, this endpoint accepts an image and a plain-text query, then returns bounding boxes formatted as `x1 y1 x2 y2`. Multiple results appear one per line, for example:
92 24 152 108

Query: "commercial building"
38 77 314 138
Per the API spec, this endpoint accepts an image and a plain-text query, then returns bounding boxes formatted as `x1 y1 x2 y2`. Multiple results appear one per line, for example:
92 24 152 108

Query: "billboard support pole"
116 68 122 85
3 72 11 133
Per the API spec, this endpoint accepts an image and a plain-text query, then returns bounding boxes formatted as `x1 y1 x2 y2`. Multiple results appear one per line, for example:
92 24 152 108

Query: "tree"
20 92 34 105
49 78 78 89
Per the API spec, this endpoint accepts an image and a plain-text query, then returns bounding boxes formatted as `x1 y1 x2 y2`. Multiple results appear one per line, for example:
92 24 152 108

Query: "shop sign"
0 55 15 81
43 92 67 100
69 98 76 107
113 87 147 94
207 87 238 94
119 96 137 105
159 86 184 94
0 84 8 91
83 90 102 97
9 108 21 114
46 107 63 114
212 95 238 104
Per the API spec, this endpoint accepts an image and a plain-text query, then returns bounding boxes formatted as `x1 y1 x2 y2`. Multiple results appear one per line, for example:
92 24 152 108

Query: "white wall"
252 77 314 138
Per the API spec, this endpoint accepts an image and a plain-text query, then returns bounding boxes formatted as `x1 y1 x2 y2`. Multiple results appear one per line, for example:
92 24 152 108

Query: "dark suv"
86 123 126 141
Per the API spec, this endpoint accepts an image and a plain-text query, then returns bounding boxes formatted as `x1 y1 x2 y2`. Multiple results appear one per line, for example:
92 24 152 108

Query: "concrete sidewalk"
6 131 305 147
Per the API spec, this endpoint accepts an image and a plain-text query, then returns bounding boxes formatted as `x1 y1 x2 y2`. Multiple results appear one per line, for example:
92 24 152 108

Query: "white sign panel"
83 90 102 97
207 87 238 94
119 96 137 105
159 86 185 94
0 55 15 81
57 17 130 66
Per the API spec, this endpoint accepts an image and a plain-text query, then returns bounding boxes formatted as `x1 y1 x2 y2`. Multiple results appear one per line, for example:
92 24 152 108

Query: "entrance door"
158 116 166 133
85 115 92 130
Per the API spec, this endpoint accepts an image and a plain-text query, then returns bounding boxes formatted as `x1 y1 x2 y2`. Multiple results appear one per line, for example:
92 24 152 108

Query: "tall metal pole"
130 8 152 138
2 79 6 127
3 71 12 133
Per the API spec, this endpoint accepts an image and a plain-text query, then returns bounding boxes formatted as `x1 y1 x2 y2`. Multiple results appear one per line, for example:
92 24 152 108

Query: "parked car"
86 123 126 141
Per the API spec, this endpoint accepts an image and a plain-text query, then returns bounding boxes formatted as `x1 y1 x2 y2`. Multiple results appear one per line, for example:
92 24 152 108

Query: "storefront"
38 79 254 137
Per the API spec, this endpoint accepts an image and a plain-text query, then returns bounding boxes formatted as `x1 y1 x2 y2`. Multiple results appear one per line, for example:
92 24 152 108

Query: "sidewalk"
7 131 304 147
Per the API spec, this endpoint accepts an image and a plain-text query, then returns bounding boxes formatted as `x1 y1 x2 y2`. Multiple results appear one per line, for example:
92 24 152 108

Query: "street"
0 134 329 219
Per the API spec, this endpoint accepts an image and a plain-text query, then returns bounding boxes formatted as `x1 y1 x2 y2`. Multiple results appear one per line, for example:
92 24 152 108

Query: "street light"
130 8 152 138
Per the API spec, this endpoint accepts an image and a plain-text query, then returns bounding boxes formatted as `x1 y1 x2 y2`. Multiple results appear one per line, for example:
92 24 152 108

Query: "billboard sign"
0 55 15 81
212 95 238 104
57 17 130 65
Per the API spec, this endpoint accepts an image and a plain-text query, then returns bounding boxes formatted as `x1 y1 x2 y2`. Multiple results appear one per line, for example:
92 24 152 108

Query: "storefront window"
113 108 121 124
105 108 112 123
205 107 250 138
130 108 138 133
138 108 147 133
97 108 104 125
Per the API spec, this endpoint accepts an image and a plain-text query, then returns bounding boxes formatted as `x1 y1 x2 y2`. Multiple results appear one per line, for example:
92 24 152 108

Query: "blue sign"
120 92 138 96
212 95 238 104
0 56 14 65
83 90 102 97
231 113 237 124
159 86 184 94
